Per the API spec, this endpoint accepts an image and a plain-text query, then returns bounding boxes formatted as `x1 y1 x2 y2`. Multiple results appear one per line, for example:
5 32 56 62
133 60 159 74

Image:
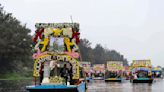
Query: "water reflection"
132 83 152 92
88 79 164 92
0 79 32 92
0 79 163 92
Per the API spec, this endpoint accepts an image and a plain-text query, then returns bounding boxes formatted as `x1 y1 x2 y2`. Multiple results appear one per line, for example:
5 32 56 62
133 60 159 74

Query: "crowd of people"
130 70 152 79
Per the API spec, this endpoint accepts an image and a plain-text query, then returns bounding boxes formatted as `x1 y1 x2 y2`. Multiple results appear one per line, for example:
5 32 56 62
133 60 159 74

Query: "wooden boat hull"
27 88 78 92
131 78 153 83
105 78 122 82
26 83 86 92
93 77 104 80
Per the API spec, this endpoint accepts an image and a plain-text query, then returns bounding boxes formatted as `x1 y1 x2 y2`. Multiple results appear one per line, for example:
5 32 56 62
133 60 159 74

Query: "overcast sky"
1 0 164 66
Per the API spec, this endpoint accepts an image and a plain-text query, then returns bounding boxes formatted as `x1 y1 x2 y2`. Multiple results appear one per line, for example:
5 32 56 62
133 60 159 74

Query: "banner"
107 61 123 71
80 62 91 73
132 60 152 67
93 64 105 73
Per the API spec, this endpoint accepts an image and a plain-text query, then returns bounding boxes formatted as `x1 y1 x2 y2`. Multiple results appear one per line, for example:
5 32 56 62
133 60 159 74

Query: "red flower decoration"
33 28 44 43
72 31 80 44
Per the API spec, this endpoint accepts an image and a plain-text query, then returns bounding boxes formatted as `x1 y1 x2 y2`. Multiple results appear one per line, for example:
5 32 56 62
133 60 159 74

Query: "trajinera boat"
105 61 124 82
130 60 153 83
26 23 86 92
80 62 92 82
152 66 163 79
92 64 105 80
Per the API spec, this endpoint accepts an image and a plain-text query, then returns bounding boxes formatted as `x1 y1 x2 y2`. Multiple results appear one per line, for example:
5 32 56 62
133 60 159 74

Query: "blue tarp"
132 68 150 72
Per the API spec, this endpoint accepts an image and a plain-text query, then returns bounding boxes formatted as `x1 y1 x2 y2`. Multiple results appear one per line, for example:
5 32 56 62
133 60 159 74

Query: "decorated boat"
130 60 153 83
92 64 105 80
123 66 131 80
152 66 163 79
26 23 86 92
105 61 123 82
80 62 92 82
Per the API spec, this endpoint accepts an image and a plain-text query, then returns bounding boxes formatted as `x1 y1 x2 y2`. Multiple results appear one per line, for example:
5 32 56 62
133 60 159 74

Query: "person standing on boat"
133 73 138 79
68 63 73 85
60 64 69 85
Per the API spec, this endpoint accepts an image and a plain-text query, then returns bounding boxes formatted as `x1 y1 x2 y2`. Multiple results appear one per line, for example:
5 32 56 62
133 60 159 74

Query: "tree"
79 39 93 62
79 38 129 66
92 44 105 64
0 4 32 74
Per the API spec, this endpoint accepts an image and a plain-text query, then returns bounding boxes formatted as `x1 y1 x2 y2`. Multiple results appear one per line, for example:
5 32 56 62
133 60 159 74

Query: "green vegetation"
0 4 33 79
0 72 33 80
79 39 128 66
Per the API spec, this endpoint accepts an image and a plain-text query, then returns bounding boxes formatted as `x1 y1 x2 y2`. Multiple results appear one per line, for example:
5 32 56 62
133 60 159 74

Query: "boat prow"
26 82 86 92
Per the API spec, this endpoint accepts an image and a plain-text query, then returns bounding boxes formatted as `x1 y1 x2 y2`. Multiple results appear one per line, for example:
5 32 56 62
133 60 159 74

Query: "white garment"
134 74 138 79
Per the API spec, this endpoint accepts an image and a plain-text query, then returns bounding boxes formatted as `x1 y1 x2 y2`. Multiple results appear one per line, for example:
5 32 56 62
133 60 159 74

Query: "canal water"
0 79 163 92
87 79 164 92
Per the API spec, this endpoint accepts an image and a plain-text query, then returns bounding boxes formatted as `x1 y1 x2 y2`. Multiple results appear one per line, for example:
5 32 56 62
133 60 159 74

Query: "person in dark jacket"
60 64 69 85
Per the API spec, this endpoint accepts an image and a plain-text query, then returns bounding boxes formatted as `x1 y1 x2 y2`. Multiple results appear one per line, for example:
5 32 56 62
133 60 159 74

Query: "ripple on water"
87 79 164 92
